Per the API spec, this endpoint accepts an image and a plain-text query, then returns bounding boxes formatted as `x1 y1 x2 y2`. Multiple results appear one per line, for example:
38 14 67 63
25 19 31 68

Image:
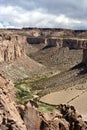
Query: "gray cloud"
0 0 87 29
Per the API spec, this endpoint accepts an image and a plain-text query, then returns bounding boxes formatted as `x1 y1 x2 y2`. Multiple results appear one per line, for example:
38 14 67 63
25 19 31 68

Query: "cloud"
0 0 87 29
0 22 4 28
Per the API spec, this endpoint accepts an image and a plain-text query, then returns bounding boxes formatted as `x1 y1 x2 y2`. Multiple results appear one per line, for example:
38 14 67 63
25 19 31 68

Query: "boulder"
23 100 41 130
40 110 69 130
60 104 87 130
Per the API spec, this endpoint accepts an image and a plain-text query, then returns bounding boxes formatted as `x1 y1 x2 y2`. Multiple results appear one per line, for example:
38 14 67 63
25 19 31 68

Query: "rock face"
39 104 87 130
0 34 25 63
82 49 87 64
45 38 60 47
26 37 87 50
60 104 87 130
17 100 41 130
23 101 41 130
40 111 69 130
27 37 45 44
0 74 27 130
0 33 46 82
17 101 87 130
63 39 87 49
45 38 87 49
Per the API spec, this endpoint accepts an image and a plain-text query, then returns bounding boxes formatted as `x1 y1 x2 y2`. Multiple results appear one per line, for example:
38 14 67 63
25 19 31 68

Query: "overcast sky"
0 0 87 29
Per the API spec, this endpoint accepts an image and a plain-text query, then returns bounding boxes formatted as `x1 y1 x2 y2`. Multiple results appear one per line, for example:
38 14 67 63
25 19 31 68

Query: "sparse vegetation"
15 74 61 111
15 75 49 104
38 103 54 112
16 88 33 104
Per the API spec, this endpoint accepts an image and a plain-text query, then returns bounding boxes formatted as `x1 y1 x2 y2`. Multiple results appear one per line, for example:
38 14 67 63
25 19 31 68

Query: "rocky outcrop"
23 101 41 130
39 104 87 130
27 37 45 44
26 36 87 50
0 74 27 130
45 38 62 48
22 28 87 39
45 38 87 49
0 33 46 82
17 101 69 130
63 39 87 49
82 49 87 64
40 110 69 130
60 104 87 130
17 101 87 130
0 34 25 62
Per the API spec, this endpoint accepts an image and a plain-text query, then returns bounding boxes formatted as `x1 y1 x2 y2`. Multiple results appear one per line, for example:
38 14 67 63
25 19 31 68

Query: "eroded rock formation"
17 101 87 130
0 34 25 62
45 38 87 49
82 49 87 64
60 104 87 130
27 37 45 44
27 36 87 50
0 74 27 130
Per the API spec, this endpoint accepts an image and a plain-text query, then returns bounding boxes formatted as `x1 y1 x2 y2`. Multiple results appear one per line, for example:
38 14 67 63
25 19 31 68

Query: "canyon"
1 75 87 130
0 28 87 130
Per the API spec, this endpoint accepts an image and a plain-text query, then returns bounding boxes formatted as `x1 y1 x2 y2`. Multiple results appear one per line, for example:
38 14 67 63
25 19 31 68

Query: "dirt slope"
0 55 47 82
30 47 83 71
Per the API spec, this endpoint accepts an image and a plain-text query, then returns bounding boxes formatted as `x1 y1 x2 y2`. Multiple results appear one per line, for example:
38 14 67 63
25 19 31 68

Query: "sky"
0 0 87 29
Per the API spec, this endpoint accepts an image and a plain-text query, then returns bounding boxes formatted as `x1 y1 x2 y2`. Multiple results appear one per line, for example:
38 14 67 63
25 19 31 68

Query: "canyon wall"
0 29 87 66
63 38 87 49
0 28 87 82
0 28 87 54
0 34 25 63
82 49 87 64
0 32 46 82
27 37 45 44
27 37 87 49
0 74 27 130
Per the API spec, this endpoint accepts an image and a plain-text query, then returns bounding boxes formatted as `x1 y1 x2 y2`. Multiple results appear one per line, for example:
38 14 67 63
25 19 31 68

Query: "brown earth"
0 55 46 82
40 86 87 121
